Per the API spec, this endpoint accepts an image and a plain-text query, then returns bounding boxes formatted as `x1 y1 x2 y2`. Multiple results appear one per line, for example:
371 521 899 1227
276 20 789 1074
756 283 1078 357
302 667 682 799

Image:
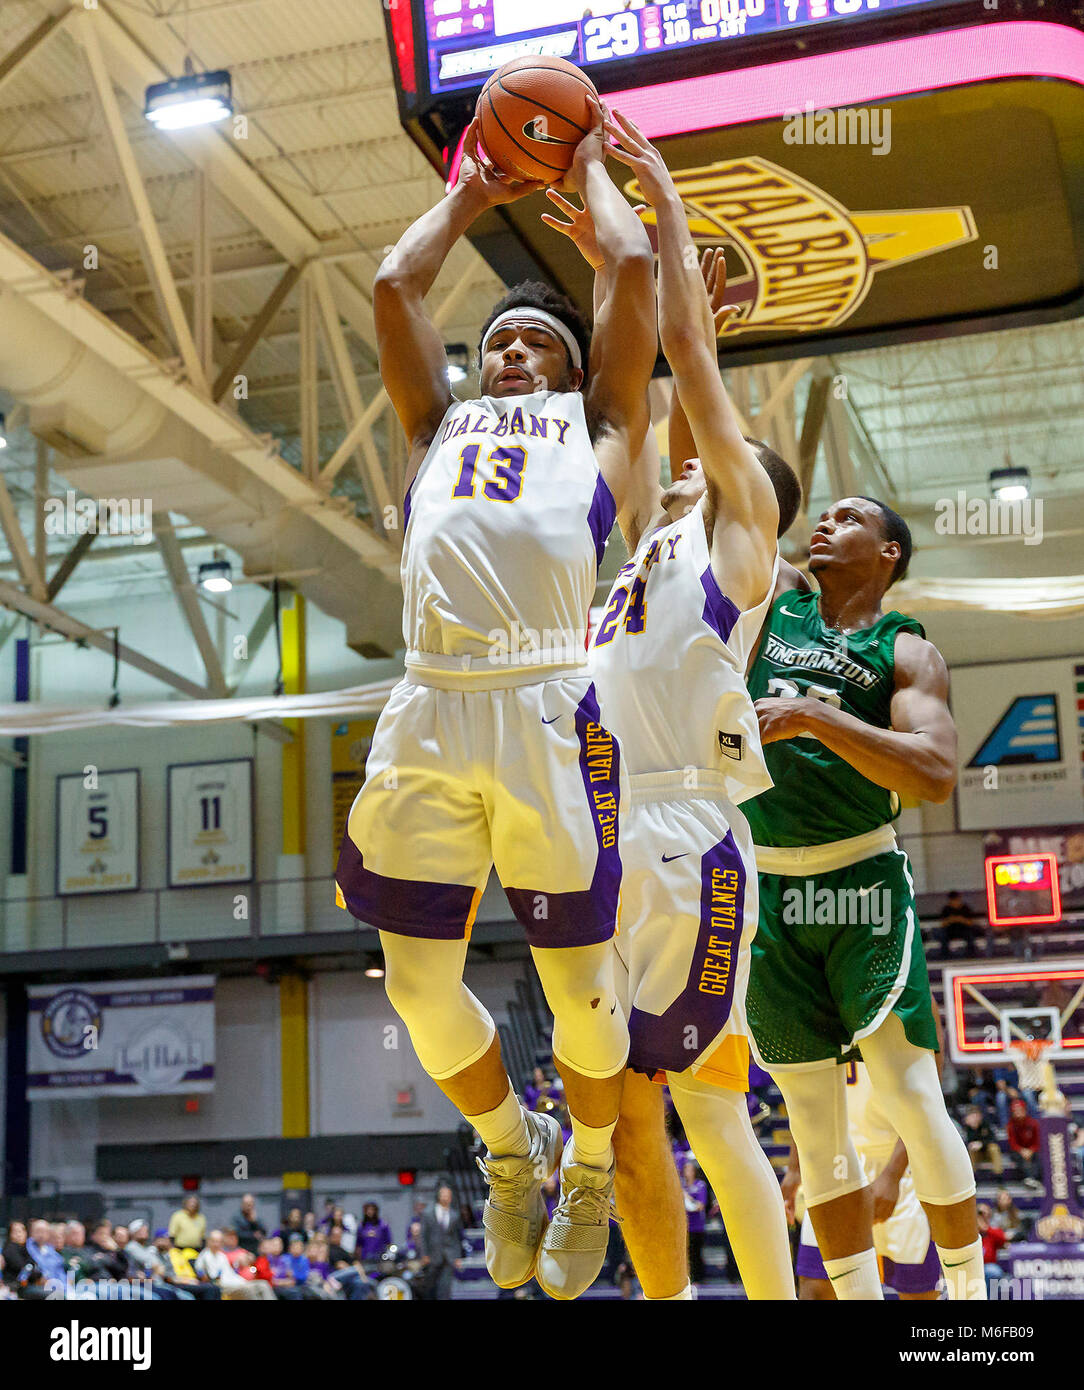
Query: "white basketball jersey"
845 1059 898 1160
402 390 613 675
590 496 775 801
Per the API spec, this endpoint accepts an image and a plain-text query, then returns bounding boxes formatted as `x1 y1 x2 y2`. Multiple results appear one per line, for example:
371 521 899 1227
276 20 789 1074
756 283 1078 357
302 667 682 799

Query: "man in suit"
418 1182 463 1301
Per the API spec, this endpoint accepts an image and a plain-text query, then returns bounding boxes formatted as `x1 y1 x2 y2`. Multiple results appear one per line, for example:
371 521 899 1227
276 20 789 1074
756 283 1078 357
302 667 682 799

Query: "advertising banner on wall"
168 758 253 887
26 976 215 1099
952 660 1084 831
55 769 140 895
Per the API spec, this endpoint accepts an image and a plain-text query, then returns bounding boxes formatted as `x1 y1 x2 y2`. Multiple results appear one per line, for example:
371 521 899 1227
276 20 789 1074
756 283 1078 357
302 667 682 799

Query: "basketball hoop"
1012 1037 1050 1065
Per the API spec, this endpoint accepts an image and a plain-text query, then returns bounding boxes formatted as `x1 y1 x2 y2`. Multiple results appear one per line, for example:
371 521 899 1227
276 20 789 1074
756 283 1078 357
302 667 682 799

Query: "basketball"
476 56 598 184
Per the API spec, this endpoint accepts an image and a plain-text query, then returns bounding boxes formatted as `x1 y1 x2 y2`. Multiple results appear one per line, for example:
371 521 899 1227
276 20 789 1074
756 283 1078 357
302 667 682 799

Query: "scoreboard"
386 0 1084 366
418 0 948 99
985 853 1063 929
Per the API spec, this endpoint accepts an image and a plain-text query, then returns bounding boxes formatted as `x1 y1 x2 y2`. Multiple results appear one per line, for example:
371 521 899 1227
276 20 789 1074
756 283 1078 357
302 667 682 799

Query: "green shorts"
747 848 937 1070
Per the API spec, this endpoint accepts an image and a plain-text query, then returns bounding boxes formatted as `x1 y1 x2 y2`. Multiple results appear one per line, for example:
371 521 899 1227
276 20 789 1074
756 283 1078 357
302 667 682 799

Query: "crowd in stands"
0 1187 477 1301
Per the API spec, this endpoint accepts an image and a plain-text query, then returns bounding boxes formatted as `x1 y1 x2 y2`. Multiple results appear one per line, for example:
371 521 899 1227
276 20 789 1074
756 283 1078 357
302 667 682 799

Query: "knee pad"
859 1015 976 1206
379 932 495 1081
773 1067 868 1208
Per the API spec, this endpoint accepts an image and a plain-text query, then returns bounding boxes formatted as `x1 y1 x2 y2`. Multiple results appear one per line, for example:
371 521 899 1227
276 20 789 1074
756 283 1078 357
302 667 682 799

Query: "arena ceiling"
0 0 1080 679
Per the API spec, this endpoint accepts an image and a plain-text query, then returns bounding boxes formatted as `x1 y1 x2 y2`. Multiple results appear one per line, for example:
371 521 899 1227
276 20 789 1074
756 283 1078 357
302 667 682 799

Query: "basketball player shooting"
335 99 658 1300
546 111 796 1299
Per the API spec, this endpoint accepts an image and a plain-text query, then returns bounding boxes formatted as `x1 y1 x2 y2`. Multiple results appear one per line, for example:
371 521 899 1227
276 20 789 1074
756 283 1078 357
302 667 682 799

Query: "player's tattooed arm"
567 102 656 525
375 117 543 455
754 633 957 803
607 110 777 610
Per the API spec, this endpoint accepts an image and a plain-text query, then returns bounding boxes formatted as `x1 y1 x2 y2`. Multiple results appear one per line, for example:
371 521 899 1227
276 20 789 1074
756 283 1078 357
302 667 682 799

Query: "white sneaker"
536 1146 616 1300
476 1108 563 1289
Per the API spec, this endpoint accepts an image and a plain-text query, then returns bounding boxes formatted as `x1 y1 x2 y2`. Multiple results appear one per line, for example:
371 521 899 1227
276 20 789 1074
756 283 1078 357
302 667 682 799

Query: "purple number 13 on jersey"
452 444 527 503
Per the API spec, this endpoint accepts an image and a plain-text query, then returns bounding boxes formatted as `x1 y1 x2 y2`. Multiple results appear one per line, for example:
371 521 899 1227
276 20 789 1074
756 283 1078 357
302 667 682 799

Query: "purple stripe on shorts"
796 1237 827 1282
403 475 415 531
700 567 740 644
504 682 622 948
587 472 617 569
335 832 477 939
883 1242 941 1294
627 829 746 1076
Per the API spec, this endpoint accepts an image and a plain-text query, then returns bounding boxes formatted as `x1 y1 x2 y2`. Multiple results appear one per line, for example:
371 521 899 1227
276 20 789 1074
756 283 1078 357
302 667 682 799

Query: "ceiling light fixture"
446 343 470 384
989 465 1030 502
145 67 232 131
198 556 233 593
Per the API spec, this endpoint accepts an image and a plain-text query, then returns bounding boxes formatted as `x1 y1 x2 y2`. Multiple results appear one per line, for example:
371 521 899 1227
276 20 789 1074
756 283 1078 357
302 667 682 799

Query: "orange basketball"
476 56 598 184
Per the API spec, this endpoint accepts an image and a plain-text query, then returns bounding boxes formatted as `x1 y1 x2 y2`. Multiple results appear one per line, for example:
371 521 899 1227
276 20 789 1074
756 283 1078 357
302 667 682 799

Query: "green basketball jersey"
745 588 925 847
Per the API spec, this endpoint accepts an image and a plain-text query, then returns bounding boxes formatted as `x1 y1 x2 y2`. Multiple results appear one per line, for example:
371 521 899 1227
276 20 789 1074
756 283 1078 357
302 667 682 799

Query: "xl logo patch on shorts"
718 731 744 762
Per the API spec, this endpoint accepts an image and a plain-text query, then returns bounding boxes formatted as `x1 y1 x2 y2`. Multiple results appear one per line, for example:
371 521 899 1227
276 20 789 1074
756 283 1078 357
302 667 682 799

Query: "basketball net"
1013 1038 1064 1115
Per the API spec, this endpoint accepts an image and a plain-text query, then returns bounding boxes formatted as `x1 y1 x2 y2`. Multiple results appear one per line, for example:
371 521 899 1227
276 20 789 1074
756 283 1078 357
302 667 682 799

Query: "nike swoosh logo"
857 881 885 896
541 715 561 725
662 853 688 863
779 606 803 618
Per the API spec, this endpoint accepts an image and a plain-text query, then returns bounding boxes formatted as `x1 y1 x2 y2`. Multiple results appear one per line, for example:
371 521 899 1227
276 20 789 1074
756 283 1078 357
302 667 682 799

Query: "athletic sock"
645 1284 693 1301
936 1238 987 1300
467 1086 531 1158
823 1248 884 1300
568 1116 617 1170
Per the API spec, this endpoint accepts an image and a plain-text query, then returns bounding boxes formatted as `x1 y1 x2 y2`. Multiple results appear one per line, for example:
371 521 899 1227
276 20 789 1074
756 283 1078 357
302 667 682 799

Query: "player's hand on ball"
567 96 608 189
541 189 604 270
457 118 546 207
754 696 816 743
870 1169 900 1224
603 109 677 208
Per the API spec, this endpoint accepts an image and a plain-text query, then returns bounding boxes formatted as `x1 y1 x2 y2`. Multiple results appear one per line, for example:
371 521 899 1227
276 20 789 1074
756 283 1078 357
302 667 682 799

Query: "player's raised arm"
374 119 543 456
607 111 777 611
667 248 735 477
565 104 657 532
541 188 661 550
754 631 958 803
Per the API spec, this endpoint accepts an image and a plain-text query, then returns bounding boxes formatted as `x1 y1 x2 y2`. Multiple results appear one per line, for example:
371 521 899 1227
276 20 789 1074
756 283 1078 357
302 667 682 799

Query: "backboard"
941 961 1084 1068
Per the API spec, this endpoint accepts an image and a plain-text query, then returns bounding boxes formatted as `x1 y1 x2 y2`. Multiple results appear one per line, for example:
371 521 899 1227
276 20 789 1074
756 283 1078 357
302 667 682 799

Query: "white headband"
481 308 582 371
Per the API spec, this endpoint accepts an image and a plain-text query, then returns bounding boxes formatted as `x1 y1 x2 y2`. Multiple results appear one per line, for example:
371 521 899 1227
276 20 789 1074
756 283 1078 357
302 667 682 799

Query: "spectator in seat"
326 1224 353 1270
168 1194 206 1253
1007 1099 1042 1188
233 1193 266 1254
154 1229 219 1301
82 1220 130 1283
978 1203 1008 1292
195 1228 274 1300
681 1159 708 1284
279 1206 306 1242
60 1221 86 1277
260 1235 304 1301
962 1105 1004 1176
991 1189 1031 1242
937 891 984 960
358 1203 392 1261
1011 1050 1045 1116
284 1232 312 1285
2 1221 31 1288
25 1219 65 1289
417 1183 463 1301
125 1220 157 1273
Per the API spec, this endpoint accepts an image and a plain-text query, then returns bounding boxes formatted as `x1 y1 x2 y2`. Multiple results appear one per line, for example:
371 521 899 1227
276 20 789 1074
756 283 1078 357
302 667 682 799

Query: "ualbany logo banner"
27 975 215 1099
628 157 976 337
